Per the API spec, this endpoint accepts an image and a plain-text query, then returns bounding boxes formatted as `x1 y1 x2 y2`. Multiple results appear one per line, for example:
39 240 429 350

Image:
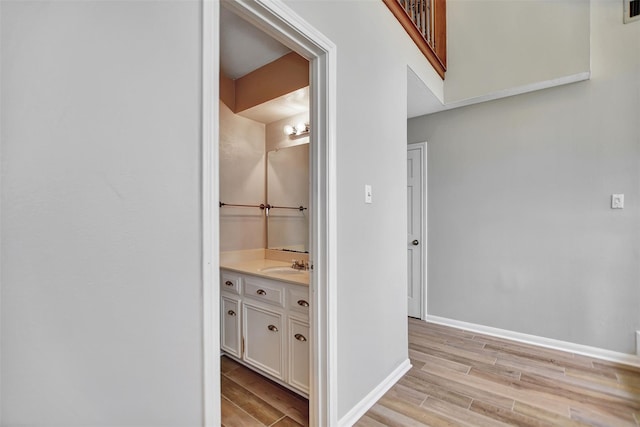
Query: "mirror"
266 143 309 253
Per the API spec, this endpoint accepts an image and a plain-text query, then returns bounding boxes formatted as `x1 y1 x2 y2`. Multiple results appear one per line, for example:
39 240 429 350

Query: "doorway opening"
203 1 337 425
219 5 311 424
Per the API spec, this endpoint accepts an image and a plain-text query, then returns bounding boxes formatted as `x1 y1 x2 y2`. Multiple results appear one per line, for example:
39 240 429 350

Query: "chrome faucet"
291 259 309 271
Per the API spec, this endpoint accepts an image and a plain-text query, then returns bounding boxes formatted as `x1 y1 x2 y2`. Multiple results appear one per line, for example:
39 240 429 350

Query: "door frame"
202 1 338 425
408 142 427 320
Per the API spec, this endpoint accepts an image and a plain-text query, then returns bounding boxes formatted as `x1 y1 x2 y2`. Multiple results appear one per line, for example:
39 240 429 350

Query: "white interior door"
407 144 425 318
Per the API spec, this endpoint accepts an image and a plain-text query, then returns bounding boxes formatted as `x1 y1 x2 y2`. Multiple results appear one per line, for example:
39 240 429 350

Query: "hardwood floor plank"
468 363 522 384
495 352 567 378
378 394 462 426
221 355 243 374
224 363 309 426
271 416 304 427
468 399 565 427
221 376 285 425
409 340 498 367
407 366 513 410
409 349 471 374
398 375 474 411
570 405 637 427
424 396 513 427
418 347 570 416
473 335 592 368
352 414 389 427
361 401 431 427
592 360 640 376
565 365 620 386
618 372 640 389
511 401 583 427
409 357 426 370
221 396 264 427
518 372 640 414
409 328 485 351
384 382 428 406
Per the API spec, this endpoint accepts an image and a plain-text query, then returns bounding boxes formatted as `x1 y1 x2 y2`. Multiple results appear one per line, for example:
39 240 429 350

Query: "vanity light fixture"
283 122 309 137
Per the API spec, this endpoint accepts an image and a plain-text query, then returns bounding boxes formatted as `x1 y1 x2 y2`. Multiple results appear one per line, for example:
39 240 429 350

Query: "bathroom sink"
259 266 306 275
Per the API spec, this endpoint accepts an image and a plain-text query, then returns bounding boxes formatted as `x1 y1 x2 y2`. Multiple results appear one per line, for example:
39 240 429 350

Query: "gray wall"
409 1 640 354
1 1 204 424
285 0 440 419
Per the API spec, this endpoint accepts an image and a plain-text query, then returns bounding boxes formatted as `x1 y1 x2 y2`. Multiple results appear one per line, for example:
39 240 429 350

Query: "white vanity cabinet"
220 269 309 396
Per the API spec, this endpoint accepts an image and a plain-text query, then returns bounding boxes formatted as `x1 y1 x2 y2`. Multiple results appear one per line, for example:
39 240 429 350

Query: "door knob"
412 239 419 246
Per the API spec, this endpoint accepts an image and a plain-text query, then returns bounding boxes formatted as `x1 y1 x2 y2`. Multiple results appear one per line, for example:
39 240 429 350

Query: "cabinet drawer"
221 270 242 295
289 287 310 318
244 277 284 307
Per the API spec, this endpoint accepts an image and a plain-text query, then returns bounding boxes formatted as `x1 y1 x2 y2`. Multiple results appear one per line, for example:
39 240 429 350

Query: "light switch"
612 194 624 209
365 184 372 204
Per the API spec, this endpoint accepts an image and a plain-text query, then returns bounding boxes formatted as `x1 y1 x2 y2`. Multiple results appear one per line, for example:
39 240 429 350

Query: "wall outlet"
611 194 624 209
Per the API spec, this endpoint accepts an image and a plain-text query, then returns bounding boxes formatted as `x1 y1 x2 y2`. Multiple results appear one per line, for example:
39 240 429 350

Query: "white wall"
409 0 640 354
445 0 590 103
1 1 204 425
219 102 267 251
284 0 441 419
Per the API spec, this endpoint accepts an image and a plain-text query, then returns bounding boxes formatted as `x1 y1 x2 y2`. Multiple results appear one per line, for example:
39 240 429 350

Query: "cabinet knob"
225 280 234 287
227 310 236 316
297 299 309 307
294 333 307 342
268 324 278 332
257 289 267 296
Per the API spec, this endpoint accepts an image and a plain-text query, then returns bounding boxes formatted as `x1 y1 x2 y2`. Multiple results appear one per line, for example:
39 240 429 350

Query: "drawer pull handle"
227 310 236 316
256 289 267 296
225 281 234 287
268 324 278 332
297 299 309 307
295 333 307 342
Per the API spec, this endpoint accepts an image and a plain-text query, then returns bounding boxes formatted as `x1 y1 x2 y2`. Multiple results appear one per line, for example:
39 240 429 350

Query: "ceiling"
219 7 292 79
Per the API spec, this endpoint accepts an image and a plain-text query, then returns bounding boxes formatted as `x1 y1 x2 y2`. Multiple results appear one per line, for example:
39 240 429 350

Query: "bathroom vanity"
220 254 310 396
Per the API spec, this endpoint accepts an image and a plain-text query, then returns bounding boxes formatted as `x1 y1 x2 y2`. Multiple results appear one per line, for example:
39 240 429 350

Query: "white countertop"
220 258 309 286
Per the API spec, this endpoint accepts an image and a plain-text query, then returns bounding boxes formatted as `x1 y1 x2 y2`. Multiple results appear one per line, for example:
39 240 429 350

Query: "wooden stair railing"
383 0 446 79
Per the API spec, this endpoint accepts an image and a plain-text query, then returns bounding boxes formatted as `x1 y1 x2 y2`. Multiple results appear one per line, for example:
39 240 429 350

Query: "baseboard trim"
426 315 640 368
338 359 412 427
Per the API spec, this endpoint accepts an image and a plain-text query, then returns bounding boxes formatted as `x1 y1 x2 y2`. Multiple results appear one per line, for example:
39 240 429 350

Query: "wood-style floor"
356 318 640 426
221 355 309 427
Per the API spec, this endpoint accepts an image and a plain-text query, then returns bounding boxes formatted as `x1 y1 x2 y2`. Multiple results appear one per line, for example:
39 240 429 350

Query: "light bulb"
283 125 294 135
295 123 307 134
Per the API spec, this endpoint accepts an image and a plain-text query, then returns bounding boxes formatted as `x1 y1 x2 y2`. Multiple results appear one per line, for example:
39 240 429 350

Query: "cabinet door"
288 318 310 394
221 296 241 358
243 303 284 380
